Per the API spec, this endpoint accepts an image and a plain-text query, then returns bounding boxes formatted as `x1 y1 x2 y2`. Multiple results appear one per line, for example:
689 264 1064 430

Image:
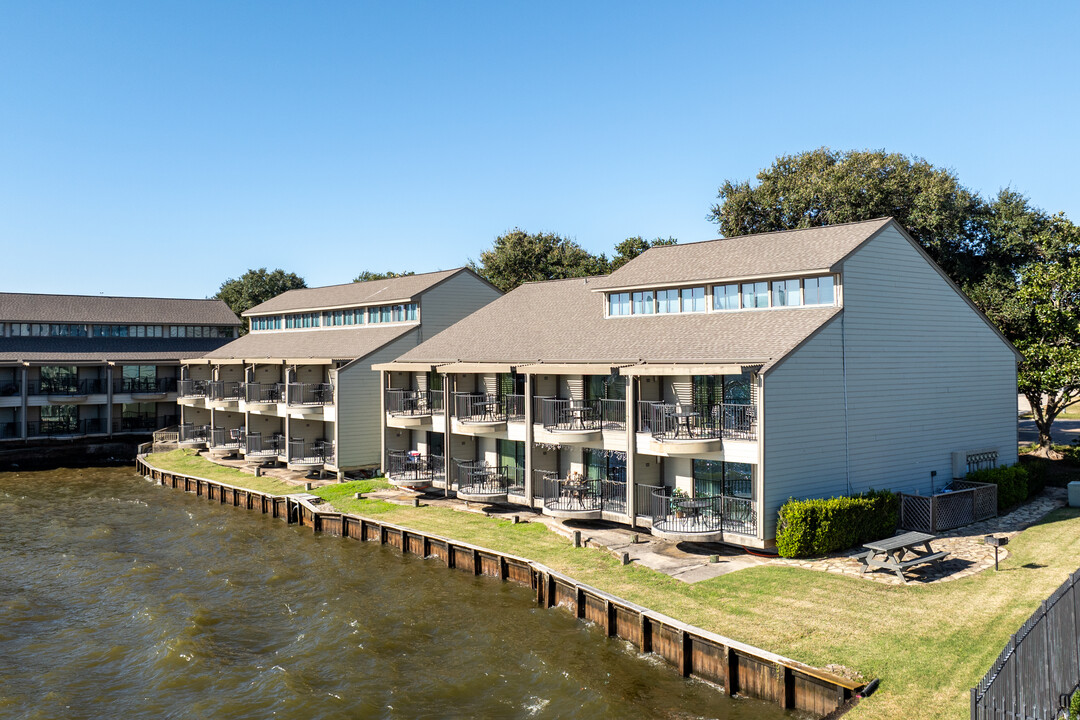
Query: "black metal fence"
386 389 442 416
115 377 178 394
650 490 758 537
288 439 334 464
27 378 109 395
453 393 506 423
178 423 210 442
386 450 441 484
540 398 603 433
456 461 510 497
207 381 243 401
972 567 1080 719
286 382 334 406
243 382 283 404
178 379 208 398
245 432 284 457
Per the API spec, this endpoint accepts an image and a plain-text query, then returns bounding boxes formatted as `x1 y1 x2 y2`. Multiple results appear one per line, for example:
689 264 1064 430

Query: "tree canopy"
353 270 415 283
710 147 1080 453
470 230 677 293
214 268 306 332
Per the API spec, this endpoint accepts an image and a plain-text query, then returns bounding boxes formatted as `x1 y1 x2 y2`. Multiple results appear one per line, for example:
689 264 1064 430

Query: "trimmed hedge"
966 465 1029 510
1019 456 1047 499
775 490 899 558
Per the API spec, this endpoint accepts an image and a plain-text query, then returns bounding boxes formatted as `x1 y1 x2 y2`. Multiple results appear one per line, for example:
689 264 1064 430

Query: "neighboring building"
176 269 501 475
0 293 240 443
376 218 1021 549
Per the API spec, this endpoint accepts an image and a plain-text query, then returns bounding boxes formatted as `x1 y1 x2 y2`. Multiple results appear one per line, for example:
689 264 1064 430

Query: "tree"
610 236 678 272
214 268 306 332
353 271 415 283
1014 260 1080 454
708 147 984 284
470 229 608 293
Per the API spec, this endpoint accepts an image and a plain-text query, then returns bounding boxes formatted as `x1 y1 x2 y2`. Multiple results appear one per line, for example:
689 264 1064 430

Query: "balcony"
287 438 334 469
28 378 108 400
178 423 210 446
452 393 506 435
385 389 443 428
116 413 176 433
1 421 20 439
243 432 284 459
242 382 283 406
536 470 627 520
207 381 243 407
636 402 756 454
177 379 209 401
208 427 245 453
114 377 178 398
453 459 516 503
25 417 110 437
648 490 757 542
385 449 443 489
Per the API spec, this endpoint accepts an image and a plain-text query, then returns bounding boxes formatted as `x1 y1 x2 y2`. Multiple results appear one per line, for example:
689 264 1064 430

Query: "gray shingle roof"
593 217 894 290
0 337 232 363
244 268 479 315
394 276 840 370
0 293 240 326
200 325 415 361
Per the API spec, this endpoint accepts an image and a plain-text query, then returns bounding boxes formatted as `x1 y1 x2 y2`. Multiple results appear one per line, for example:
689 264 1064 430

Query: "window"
608 293 631 316
587 374 625 401
681 286 706 313
584 448 626 483
49 324 87 337
772 279 801 307
656 289 680 314
804 276 835 305
693 460 752 498
713 284 739 311
632 290 654 315
741 282 769 308
498 439 526 473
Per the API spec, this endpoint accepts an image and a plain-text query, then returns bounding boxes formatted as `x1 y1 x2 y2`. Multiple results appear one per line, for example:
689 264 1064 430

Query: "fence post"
1043 600 1053 717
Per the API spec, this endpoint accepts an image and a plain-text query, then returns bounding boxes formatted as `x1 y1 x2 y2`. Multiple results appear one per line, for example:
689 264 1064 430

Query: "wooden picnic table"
858 531 948 583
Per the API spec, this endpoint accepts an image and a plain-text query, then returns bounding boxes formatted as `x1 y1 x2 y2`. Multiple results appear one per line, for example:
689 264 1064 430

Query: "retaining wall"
136 455 864 716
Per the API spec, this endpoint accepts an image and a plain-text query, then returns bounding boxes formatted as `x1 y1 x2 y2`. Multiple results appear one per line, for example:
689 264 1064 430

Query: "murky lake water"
0 466 802 719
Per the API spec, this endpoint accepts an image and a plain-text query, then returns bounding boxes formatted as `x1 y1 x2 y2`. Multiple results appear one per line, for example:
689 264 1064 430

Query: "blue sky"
1 1 1077 298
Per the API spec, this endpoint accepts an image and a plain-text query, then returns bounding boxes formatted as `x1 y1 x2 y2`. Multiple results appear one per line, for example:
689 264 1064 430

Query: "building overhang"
621 363 759 377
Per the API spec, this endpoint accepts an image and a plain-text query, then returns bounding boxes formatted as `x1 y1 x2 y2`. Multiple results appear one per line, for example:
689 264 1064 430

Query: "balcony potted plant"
671 487 689 517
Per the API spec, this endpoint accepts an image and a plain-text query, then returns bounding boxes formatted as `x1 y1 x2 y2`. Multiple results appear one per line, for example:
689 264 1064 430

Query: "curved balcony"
286 438 334 470
286 383 334 418
242 382 283 408
536 398 602 443
177 423 210 448
243 432 284 460
207 426 244 457
453 460 511 503
538 471 627 520
385 449 442 489
451 393 506 435
386 389 442 428
648 490 757 543
636 402 756 454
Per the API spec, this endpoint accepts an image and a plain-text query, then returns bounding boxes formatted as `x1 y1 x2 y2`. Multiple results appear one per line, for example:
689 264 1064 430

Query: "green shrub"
1018 456 1047 498
966 465 1028 510
1071 687 1079 720
775 490 898 558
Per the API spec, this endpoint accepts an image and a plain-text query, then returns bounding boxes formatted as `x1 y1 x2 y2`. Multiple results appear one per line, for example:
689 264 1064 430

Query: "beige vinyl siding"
415 272 502 342
336 331 421 470
762 225 1018 541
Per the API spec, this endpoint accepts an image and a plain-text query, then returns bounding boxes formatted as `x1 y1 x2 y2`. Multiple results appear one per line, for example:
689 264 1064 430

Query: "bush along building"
175 269 501 476
375 218 1021 549
0 293 240 444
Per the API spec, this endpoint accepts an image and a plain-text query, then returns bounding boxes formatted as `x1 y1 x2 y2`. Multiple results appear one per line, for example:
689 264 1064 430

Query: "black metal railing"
209 427 245 448
178 423 210 443
456 460 511 497
541 398 603 433
503 394 525 421
286 382 334 406
178 379 209 398
637 401 756 441
386 449 442 483
26 417 111 436
28 378 108 396
207 381 243 402
386 389 438 416
538 473 627 514
533 469 558 500
453 393 506 423
0 381 20 397
288 438 334 464
242 382 283 404
634 483 665 519
244 432 284 457
504 464 525 495
650 491 757 536
116 414 174 432
115 377 178 394
0 421 20 439
597 399 626 429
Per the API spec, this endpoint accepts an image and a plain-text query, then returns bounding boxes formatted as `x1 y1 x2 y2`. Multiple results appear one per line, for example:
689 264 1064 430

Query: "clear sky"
1 1 1077 299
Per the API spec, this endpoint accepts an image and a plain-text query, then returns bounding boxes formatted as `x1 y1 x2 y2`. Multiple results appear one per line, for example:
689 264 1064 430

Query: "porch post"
625 373 637 521
378 369 387 474
105 364 114 436
524 372 534 503
19 365 28 440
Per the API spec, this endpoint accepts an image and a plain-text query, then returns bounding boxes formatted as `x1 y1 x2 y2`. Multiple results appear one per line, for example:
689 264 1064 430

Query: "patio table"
671 410 700 438
858 531 947 583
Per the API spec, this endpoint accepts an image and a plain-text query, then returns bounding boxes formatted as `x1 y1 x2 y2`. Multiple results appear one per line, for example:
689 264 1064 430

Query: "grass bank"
144 450 1080 720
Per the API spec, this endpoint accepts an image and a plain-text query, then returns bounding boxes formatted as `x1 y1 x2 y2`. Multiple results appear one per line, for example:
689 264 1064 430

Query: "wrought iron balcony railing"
286 382 334 406
537 471 627 514
453 393 506 423
244 432 284 457
288 438 334 464
649 490 757 537
114 377 177 394
27 378 108 396
207 381 243 402
177 379 209 398
386 449 443 483
637 401 757 441
178 423 210 442
385 389 443 416
209 427 245 449
242 382 283 404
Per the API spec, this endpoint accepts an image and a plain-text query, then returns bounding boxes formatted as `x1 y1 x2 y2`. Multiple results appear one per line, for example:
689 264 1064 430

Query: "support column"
19 365 28 440
105 364 114 436
443 374 453 497
524 372 534 503
379 370 387 474
625 374 637 521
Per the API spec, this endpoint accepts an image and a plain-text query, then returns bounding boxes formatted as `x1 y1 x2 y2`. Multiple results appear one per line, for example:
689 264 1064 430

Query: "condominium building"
376 218 1020 549
0 293 240 443
176 269 501 475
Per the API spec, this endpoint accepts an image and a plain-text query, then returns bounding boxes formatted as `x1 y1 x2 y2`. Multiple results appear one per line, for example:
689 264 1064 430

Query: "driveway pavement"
1018 419 1080 447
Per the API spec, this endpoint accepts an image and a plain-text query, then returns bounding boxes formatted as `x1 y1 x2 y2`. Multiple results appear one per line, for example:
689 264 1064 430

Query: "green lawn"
144 450 1080 719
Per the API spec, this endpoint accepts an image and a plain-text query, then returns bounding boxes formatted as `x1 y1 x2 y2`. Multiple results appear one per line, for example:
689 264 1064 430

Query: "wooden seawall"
136 455 864 716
